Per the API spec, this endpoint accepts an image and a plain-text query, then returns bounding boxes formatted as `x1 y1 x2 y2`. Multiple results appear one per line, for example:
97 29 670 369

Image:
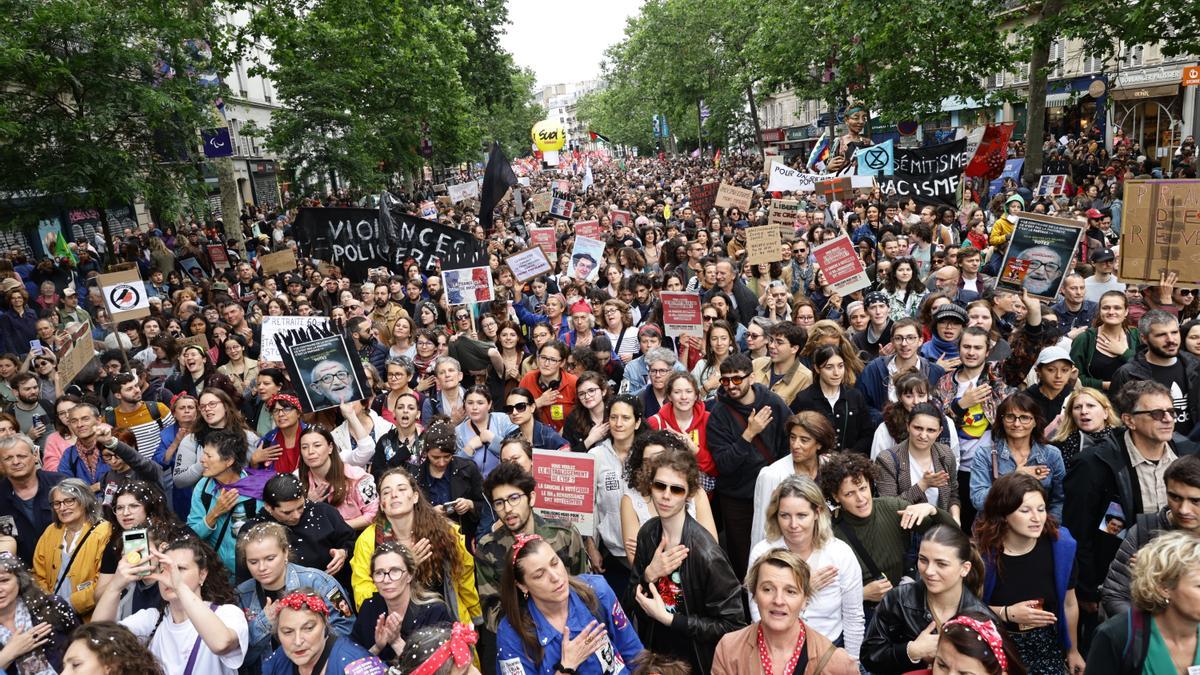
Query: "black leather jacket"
861 579 998 674
631 515 747 673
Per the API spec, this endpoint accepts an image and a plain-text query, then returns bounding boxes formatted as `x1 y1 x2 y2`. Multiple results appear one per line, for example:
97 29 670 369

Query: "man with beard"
1011 244 1066 297
306 359 360 409
6 373 52 451
346 316 387 377
108 372 173 462
1111 310 1200 438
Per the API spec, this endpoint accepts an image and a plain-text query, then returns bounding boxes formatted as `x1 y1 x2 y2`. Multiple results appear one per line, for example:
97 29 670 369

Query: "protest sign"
575 220 604 239
745 226 783 265
447 180 479 203
966 123 1016 179
567 236 604 283
261 316 331 363
767 163 822 193
554 179 571 194
659 292 703 339
98 269 150 322
548 196 575 220
442 266 494 305
505 247 553 283
854 139 895 177
180 256 207 283
436 196 452 208
689 182 719 215
258 249 298 276
994 212 1085 300
176 334 210 359
281 333 368 413
530 191 552 215
55 321 94 384
894 138 968 176
812 235 870 296
532 450 595 536
610 210 632 228
419 201 437 219
1119 179 1200 287
989 158 1025 199
207 245 230 271
878 138 968 208
816 177 854 202
715 183 753 212
528 227 557 256
1036 174 1069 197
768 199 801 227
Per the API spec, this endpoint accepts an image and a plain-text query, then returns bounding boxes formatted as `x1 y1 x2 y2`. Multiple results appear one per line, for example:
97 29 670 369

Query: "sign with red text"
659 291 703 339
532 450 595 536
812 235 870 295
528 227 557 256
575 220 604 239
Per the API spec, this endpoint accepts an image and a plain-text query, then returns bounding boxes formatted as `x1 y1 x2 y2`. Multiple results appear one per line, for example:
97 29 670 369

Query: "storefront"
1044 75 1108 141
1109 63 1191 159
248 159 281 211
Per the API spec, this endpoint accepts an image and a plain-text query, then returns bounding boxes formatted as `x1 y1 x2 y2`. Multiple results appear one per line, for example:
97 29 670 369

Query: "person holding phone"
94 481 188 618
415 421 484 543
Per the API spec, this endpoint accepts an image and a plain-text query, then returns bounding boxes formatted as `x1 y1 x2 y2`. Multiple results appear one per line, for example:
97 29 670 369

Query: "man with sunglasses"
1111 310 1200 438
1064 380 1200 624
707 353 793 582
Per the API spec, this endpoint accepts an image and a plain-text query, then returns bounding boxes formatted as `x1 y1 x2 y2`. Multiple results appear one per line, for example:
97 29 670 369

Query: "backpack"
105 403 164 431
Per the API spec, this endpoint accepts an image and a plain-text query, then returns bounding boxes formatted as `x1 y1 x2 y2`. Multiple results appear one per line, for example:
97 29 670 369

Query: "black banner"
879 138 967 208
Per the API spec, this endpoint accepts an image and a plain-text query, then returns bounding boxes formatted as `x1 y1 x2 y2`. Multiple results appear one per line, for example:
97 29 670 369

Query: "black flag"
479 141 519 233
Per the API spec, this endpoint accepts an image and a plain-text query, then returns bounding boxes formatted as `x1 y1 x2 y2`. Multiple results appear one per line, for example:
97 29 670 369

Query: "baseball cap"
1091 249 1115 263
1036 346 1073 367
933 304 968 325
62 287 77 297
1086 208 1104 220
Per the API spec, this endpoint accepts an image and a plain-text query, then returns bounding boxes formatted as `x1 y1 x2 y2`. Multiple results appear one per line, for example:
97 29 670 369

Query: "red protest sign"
660 292 703 339
812 235 870 296
575 220 605 239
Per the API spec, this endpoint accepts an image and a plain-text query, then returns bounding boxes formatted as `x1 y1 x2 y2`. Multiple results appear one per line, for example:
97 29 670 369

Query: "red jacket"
647 401 717 476
518 369 577 432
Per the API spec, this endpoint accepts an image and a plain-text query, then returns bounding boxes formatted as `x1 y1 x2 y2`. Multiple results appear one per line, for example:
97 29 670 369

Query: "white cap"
1035 346 1073 367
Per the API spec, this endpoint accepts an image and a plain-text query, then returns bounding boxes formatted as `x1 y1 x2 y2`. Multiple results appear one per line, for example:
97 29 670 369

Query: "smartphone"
29 340 43 356
31 415 44 429
122 528 150 576
441 502 456 513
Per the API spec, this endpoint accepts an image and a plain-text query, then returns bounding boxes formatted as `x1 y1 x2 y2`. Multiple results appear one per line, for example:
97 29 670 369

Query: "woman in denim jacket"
970 392 1067 520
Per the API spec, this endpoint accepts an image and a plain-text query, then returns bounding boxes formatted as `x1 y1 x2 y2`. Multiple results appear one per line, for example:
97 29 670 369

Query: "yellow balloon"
531 120 566 152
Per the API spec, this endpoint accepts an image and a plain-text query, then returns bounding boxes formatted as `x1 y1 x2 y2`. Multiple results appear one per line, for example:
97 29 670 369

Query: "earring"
522 589 529 600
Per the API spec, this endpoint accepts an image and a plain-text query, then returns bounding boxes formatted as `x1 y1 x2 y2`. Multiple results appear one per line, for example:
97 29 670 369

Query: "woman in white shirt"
92 534 249 675
750 412 837 552
747 475 865 660
871 370 960 461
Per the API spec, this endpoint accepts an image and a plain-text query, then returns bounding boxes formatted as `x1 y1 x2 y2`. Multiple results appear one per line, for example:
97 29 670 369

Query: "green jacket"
475 514 589 630
1070 327 1139 390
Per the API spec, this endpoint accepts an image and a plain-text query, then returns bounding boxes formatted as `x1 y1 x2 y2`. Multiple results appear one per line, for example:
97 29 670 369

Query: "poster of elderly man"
994 212 1085 300
279 332 368 412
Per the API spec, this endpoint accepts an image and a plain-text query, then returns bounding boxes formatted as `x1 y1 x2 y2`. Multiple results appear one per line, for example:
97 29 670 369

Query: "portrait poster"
812 235 870 296
567 236 605 283
994 212 1085 300
442 266 494 305
97 268 150 322
532 449 595 536
610 210 633 228
505 247 553 284
280 333 368 413
259 316 331 363
179 256 207 282
659 292 703 339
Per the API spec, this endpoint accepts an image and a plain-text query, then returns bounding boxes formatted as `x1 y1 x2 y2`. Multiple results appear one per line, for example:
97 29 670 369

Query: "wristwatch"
553 662 578 675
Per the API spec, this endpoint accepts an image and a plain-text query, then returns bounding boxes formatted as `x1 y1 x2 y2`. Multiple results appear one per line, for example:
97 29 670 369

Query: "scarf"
919 334 959 361
0 600 55 675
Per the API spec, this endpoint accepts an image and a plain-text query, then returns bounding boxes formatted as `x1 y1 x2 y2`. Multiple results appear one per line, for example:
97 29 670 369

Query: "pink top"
42 432 73 474
306 464 379 525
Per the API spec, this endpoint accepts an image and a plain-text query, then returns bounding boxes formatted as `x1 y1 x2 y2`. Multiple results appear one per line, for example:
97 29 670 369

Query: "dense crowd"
0 131 1198 675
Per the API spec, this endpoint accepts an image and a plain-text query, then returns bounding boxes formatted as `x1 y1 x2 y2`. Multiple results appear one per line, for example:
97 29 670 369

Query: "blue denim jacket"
236 563 355 674
970 440 1067 519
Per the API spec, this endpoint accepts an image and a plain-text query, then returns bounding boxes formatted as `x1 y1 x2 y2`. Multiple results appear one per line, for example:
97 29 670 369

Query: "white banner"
767 163 823 193
260 316 331 363
447 180 480 203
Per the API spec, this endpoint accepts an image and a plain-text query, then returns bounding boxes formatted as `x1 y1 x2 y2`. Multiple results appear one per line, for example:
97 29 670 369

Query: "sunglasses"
719 375 747 387
651 480 687 496
503 402 531 414
1130 408 1179 423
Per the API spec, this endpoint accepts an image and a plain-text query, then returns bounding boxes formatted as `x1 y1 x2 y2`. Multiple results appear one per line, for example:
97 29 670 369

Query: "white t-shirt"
121 604 249 675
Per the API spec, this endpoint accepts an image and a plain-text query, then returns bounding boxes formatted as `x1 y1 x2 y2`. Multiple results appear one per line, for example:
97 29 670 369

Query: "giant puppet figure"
825 102 874 173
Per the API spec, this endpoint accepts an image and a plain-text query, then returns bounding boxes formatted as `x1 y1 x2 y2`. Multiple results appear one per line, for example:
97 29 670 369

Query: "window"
1012 61 1030 84
1121 43 1144 68
988 72 1005 88
1082 51 1103 74
1049 39 1065 79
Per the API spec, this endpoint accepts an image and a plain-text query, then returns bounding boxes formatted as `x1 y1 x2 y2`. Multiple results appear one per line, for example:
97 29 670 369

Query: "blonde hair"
1051 387 1120 444
236 521 291 564
746 548 812 598
1130 530 1200 613
764 475 832 548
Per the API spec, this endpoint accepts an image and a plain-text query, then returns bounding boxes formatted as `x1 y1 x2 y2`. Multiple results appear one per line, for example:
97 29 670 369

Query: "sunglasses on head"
652 480 687 496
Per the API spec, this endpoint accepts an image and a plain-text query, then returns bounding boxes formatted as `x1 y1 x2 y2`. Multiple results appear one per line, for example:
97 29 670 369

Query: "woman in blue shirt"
969 391 1067 520
498 534 644 675
456 385 517 478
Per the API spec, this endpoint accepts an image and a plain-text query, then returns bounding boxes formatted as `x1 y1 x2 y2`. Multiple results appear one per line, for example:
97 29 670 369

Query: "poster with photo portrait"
567 235 605 283
280 333 369 412
993 212 1084 301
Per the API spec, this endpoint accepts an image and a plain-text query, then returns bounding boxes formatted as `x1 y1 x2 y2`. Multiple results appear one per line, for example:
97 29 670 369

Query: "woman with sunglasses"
969 392 1067 521
503 387 570 452
454 385 516 479
349 542 451 662
620 431 718 564
451 307 475 338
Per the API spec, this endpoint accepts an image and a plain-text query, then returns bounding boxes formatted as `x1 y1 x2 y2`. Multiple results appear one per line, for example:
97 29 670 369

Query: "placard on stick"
1119 179 1200 287
505 247 553 283
768 199 800 227
715 183 753 212
259 249 298 275
528 227 557 256
97 269 150 322
745 226 783 265
55 322 95 384
994 212 1085 300
575 220 604 239
532 449 595 536
207 245 230 271
689 182 719 216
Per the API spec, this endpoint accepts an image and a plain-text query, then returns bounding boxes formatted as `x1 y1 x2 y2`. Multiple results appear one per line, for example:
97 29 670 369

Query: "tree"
477 63 545 160
0 0 232 244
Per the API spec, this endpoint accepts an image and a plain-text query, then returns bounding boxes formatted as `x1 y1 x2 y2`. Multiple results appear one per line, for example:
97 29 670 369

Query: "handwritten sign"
768 199 801 227
812 235 870 295
447 180 480 203
689 182 719 216
530 192 552 215
660 291 703 339
767 163 823 193
532 450 595 536
1119 180 1200 288
745 226 783 265
260 316 331 363
715 183 753 212
56 322 95 384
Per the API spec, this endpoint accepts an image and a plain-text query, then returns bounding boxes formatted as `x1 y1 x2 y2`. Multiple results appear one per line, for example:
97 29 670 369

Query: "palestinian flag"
589 130 612 144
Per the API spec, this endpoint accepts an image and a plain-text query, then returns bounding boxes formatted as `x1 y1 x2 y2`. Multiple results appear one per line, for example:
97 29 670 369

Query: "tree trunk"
1022 0 1066 186
746 83 764 160
216 157 246 257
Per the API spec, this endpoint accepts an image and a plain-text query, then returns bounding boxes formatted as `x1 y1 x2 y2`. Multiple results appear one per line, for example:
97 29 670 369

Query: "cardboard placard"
530 191 552 215
528 227 557 256
994 212 1085 300
1119 179 1200 287
505 247 553 283
548 197 575 220
532 449 595 536
715 183 753 212
259 249 298 276
260 316 331 363
812 235 871 296
442 266 494 305
659 291 703 339
815 176 854 202
768 199 801 227
179 256 206 282
55 321 95 385
575 220 604 240
207 245 230 271
689 182 719 216
745 226 783 265
97 268 150 322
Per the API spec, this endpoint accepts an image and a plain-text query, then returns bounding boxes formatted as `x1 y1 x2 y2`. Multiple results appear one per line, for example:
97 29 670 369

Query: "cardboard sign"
259 249 298 275
442 266 494 305
419 200 437 219
207 245 230 271
532 449 595 536
97 269 150 322
715 183 753 212
55 321 95 384
176 334 211 355
530 191 552 215
447 180 480 203
505 247 553 283
610 210 632 228
689 182 719 216
261 316 331 363
1036 174 1070 197
660 292 703 339
767 163 822 193
1119 179 1200 287
768 199 801 227
812 235 870 296
575 220 604 240
179 256 207 282
745 226 783 265
995 212 1085 300
528 227 557 256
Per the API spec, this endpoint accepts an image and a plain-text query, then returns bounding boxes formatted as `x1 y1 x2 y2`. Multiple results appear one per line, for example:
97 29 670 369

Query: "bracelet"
1003 605 1010 622
554 662 578 675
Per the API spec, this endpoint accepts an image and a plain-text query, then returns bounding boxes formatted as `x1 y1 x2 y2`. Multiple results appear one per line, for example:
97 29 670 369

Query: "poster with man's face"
994 212 1084 300
280 333 368 412
567 235 605 283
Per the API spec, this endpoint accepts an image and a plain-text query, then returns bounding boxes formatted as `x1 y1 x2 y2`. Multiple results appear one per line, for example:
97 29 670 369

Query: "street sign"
1183 65 1200 86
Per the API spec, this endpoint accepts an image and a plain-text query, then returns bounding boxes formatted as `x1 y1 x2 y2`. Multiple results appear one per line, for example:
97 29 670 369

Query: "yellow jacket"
350 523 481 627
751 355 813 408
33 520 112 621
989 214 1017 246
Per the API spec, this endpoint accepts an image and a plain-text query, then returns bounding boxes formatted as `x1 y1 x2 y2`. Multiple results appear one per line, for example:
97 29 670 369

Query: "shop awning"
1111 84 1180 101
1044 92 1074 108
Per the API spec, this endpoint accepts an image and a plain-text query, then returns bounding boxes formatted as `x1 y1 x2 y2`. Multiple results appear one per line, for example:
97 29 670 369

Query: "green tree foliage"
0 0 230 227
477 63 546 161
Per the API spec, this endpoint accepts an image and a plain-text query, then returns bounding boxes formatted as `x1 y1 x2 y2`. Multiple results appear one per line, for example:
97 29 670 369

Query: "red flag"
965 123 1015 180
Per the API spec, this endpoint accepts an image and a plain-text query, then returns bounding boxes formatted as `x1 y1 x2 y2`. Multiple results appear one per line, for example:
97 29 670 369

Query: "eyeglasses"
651 480 687 496
503 402 531 414
371 567 410 582
50 498 78 509
893 335 920 343
491 492 529 511
314 371 351 385
577 387 602 399
271 406 298 415
113 503 143 513
416 340 435 347
455 314 470 320
719 375 747 387
386 372 405 380
1130 408 1179 423
1002 413 1036 425
538 354 562 364
648 367 671 376
199 401 222 411
1021 260 1063 274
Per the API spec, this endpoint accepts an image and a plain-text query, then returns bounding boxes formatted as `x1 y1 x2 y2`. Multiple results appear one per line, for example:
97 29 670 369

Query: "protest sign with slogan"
275 323 369 413
1036 174 1070 197
258 249 297 276
207 245 230 271
528 227 557 256
55 321 95 385
768 199 801 227
447 180 479 203
98 269 150 322
575 220 604 239
767 163 821 193
505 247 553 283
179 256 206 282
715 183 753 212
442 266 494 305
1119 179 1200 287
745 226 783 265
995 212 1085 300
812 235 871 296
877 138 968 208
689 182 719 216
419 201 437 219
659 292 703 339
548 196 575 220
610 210 632 228
532 450 595 536
530 191 552 215
176 334 210 359
261 316 330 363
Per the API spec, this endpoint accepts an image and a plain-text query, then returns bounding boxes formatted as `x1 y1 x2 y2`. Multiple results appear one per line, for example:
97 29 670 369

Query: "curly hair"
106 481 185 539
1131 530 1200 613
817 451 876 504
69 622 164 675
634 447 700 498
973 472 1059 565
372 468 465 588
